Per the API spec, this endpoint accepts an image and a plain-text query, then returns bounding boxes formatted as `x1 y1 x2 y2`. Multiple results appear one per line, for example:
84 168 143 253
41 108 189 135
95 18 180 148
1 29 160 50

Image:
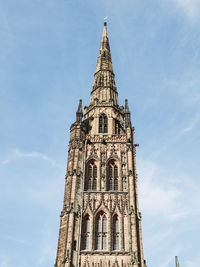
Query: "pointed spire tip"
104 16 108 26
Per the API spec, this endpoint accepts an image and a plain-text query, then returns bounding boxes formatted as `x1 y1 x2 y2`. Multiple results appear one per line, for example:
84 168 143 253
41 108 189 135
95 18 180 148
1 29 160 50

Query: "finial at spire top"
104 16 108 26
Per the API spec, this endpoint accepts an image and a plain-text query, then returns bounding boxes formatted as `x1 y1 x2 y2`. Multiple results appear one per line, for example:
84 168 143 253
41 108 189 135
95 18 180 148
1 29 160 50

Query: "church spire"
95 21 113 73
90 21 118 106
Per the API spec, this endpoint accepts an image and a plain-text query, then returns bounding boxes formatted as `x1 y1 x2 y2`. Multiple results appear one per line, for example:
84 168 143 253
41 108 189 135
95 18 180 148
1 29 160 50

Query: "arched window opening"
114 165 118 178
99 115 108 134
109 179 112 191
82 215 90 250
114 179 118 191
115 120 120 134
104 116 108 133
107 161 118 191
113 215 119 250
95 212 107 250
93 165 97 178
85 161 98 191
109 166 112 178
88 179 91 190
99 116 103 133
93 178 97 190
88 166 92 178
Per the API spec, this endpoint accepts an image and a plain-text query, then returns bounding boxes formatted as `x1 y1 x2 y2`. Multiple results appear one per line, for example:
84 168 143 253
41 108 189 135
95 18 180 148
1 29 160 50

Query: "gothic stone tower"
55 22 146 267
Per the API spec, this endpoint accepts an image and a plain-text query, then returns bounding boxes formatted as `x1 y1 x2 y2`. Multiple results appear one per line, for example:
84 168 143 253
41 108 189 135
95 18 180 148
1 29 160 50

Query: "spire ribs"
90 22 118 106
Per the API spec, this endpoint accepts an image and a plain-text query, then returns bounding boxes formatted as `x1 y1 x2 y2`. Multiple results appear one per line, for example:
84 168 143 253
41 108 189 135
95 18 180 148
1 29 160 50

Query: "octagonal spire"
90 22 118 106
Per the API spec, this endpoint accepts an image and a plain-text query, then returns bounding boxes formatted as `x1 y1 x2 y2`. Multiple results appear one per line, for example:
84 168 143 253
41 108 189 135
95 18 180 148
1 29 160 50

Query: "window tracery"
82 215 90 250
113 215 119 250
95 212 107 250
107 161 118 191
85 161 97 191
99 114 108 133
115 119 120 134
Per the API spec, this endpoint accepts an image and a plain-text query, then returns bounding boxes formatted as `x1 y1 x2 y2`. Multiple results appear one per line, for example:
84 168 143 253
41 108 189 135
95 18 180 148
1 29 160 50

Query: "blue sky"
0 0 200 266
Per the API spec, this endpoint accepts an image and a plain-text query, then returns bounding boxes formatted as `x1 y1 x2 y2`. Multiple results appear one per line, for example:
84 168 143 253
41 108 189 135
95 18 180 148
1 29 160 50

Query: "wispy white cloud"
0 254 10 267
138 160 184 219
172 0 200 22
160 245 182 267
138 158 200 221
138 158 200 266
14 149 62 168
185 255 200 267
0 149 62 169
0 159 10 166
35 221 57 267
27 177 64 210
177 113 200 137
0 234 30 245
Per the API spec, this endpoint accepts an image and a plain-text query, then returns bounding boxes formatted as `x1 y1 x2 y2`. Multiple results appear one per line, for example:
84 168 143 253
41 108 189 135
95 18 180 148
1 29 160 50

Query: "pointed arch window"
82 215 90 250
115 120 120 134
95 212 107 250
113 215 119 250
107 161 118 191
85 161 97 191
99 114 108 134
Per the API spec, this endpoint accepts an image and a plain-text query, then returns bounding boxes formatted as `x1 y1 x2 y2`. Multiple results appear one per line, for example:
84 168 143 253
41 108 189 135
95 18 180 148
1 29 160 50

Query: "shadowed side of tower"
55 22 147 267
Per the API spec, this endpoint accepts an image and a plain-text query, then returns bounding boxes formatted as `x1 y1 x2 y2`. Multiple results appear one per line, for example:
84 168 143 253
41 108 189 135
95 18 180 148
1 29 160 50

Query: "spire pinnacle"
125 99 131 127
76 99 83 122
125 99 130 113
175 256 180 267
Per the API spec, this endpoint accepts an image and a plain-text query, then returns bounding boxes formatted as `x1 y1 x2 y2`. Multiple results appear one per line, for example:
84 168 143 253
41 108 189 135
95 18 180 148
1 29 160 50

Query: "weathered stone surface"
55 22 146 267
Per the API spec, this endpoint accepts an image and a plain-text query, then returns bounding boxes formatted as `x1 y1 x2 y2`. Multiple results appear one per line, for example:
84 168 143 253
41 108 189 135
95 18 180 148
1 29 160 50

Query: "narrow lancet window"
85 161 98 191
99 114 108 134
82 215 90 250
113 215 119 250
95 212 107 250
107 161 118 191
115 120 120 134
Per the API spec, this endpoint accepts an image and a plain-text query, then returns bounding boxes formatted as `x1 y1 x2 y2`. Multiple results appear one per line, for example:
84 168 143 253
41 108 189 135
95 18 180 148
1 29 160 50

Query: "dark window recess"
95 213 107 250
113 216 119 250
115 120 120 134
85 161 98 191
99 115 108 133
107 161 118 191
81 216 90 250
73 240 77 250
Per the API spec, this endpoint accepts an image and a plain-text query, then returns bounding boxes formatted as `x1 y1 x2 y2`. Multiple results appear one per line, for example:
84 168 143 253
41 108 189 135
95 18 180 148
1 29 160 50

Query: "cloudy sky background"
0 0 200 266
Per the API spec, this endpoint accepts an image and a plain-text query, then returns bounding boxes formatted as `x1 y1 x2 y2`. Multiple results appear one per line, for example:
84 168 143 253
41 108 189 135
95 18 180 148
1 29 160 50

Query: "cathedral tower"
55 22 147 267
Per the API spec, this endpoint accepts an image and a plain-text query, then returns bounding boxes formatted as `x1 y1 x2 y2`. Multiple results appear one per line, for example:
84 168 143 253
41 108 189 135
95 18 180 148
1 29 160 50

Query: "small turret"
76 99 83 123
125 99 131 127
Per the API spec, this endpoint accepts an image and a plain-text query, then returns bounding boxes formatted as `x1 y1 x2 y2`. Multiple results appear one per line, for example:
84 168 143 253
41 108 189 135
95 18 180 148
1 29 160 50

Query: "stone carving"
83 192 128 215
121 152 126 164
90 144 97 156
122 165 126 177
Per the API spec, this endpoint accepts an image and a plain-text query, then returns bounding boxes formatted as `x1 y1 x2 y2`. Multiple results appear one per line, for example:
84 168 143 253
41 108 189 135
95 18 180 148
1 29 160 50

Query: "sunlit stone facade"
55 22 147 267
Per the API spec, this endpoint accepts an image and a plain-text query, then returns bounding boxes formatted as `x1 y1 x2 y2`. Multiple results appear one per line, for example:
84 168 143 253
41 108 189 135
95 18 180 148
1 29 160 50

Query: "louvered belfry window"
85 161 97 191
107 161 118 191
99 114 108 133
